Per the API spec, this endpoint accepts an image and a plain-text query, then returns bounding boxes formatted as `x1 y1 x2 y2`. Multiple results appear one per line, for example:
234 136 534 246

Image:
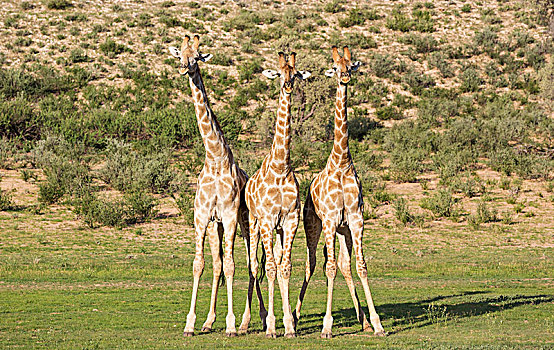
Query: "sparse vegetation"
0 1 552 347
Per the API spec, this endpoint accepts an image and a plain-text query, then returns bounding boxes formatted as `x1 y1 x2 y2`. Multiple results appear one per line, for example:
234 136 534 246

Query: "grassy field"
1 0 554 348
1 172 553 348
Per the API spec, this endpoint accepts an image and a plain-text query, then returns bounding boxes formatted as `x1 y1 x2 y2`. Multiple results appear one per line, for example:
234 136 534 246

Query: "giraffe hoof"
238 327 248 335
266 332 277 339
183 331 194 337
321 332 332 339
284 332 296 338
374 331 387 337
226 332 238 337
201 327 212 332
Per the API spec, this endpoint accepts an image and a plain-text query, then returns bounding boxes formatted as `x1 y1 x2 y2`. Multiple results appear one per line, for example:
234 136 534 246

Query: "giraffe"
292 46 386 338
243 52 311 338
169 35 267 337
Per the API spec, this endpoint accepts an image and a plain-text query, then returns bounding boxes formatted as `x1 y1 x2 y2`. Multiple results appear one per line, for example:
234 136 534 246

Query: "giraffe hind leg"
350 216 386 336
293 188 322 329
337 226 371 331
238 203 267 334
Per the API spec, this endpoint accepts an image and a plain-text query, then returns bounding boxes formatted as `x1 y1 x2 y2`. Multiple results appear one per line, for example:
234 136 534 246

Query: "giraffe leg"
238 207 268 334
337 226 371 332
293 195 322 328
183 219 209 337
321 220 337 339
274 228 284 294
245 213 268 332
278 211 299 338
222 214 238 337
260 221 277 338
350 215 386 336
200 222 223 332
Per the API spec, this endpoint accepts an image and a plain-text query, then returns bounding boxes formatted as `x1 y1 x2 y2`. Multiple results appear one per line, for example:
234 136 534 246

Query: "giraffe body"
293 46 386 338
244 52 310 338
169 35 266 337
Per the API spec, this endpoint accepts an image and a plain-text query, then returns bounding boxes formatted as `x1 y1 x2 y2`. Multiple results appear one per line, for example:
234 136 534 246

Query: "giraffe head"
262 52 311 95
169 35 213 76
324 46 361 84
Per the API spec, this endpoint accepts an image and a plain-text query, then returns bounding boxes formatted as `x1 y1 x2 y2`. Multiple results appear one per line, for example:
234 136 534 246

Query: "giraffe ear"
296 70 311 80
324 68 336 77
351 61 362 72
169 46 181 58
199 53 213 62
262 69 280 79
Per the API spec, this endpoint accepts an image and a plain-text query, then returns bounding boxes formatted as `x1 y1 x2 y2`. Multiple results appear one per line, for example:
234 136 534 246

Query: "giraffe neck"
328 82 351 168
188 71 228 161
269 89 292 171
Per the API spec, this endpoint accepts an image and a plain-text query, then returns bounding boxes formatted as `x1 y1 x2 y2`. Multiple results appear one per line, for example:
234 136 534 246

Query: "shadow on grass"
296 291 554 336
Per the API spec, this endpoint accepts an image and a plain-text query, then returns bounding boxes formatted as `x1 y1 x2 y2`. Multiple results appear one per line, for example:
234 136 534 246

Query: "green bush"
386 7 435 32
69 48 90 63
74 189 157 228
401 33 438 53
394 197 415 225
210 52 233 66
45 0 72 10
324 0 344 13
223 10 260 31
421 189 458 218
371 54 397 78
0 176 14 210
172 188 195 225
460 67 483 92
402 70 436 95
32 136 91 204
389 148 425 183
99 38 128 56
468 200 498 228
376 106 403 121
349 114 382 140
0 96 39 140
448 174 485 198
386 8 413 32
428 52 455 78
100 139 175 194
339 8 368 27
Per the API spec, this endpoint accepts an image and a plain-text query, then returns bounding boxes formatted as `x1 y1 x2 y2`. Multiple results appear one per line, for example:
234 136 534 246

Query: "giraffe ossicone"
170 34 267 338
293 46 386 339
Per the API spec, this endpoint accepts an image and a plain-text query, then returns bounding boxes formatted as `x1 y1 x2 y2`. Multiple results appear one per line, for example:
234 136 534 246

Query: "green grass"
1 211 552 349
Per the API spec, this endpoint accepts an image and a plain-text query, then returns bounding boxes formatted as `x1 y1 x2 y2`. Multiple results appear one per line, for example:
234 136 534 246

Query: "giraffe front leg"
184 219 209 337
222 214 238 337
350 215 386 337
201 222 223 332
321 220 337 339
260 221 277 338
278 212 299 338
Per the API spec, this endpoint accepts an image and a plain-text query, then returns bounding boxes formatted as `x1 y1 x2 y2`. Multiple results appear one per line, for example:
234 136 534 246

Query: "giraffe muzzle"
340 72 350 83
283 81 293 93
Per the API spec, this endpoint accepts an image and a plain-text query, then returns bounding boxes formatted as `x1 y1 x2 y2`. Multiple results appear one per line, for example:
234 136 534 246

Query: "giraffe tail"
257 246 266 282
219 241 225 287
323 244 328 282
